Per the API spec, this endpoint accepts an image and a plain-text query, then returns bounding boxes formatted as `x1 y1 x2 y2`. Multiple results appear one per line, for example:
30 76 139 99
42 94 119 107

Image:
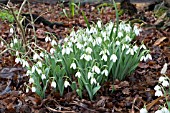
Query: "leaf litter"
0 1 169 113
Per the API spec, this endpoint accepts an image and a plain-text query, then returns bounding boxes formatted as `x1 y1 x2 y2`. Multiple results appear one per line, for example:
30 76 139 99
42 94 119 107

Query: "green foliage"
0 10 15 23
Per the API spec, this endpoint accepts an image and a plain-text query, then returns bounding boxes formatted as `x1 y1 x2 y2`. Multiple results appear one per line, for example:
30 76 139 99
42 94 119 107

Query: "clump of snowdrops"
140 63 170 113
1 20 151 100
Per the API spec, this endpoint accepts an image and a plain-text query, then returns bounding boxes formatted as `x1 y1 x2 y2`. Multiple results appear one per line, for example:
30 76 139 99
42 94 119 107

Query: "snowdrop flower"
154 85 161 91
37 61 42 67
75 71 81 78
29 77 34 84
26 88 29 93
155 109 162 113
101 54 107 62
33 53 40 61
145 54 152 60
155 90 163 97
118 32 123 38
92 65 100 74
70 31 76 37
51 40 57 46
45 36 51 42
88 72 93 79
10 43 13 48
0 41 4 46
41 74 46 80
122 44 126 51
90 27 97 34
15 58 21 64
96 37 102 45
110 54 117 62
31 65 36 73
62 46 73 55
140 108 148 113
22 60 29 68
9 27 14 34
76 42 83 50
97 21 102 28
133 45 139 52
36 68 42 75
51 81 56 88
50 48 55 54
124 24 131 33
101 69 109 76
86 47 92 54
64 80 70 88
125 35 131 42
162 80 169 87
160 107 170 113
140 56 145 62
81 54 92 61
13 38 18 44
31 87 36 92
159 76 166 82
16 51 19 56
70 62 76 70
26 70 32 76
140 44 146 50
160 63 168 74
40 52 44 57
90 77 97 85
126 48 134 55
133 25 141 36
116 41 120 46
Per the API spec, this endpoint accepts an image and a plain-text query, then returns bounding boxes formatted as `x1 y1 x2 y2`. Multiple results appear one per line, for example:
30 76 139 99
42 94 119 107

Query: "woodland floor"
0 1 170 113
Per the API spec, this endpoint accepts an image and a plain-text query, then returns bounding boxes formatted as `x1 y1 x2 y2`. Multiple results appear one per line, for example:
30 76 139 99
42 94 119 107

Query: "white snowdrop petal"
140 108 148 113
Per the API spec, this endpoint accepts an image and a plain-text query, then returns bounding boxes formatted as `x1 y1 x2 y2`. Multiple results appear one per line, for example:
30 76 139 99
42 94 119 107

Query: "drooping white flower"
159 76 166 82
133 45 138 52
75 71 81 78
101 54 107 62
88 72 93 79
29 77 34 84
31 65 36 73
0 41 4 46
45 36 51 42
62 46 73 55
40 52 44 57
162 80 169 87
124 24 131 33
10 43 13 48
31 87 36 92
160 63 168 74
36 68 42 75
16 51 19 56
140 108 148 113
26 70 32 76
86 47 92 54
83 54 92 61
70 62 76 70
51 40 57 46
133 25 142 36
70 31 76 37
37 61 42 67
145 54 152 61
140 56 145 61
101 69 109 76
116 41 120 46
76 42 83 50
110 54 117 62
26 88 29 93
97 21 102 28
140 44 146 50
15 58 21 64
41 74 46 80
154 85 161 91
155 90 163 97
126 48 134 55
160 107 170 113
118 32 123 38
22 60 29 68
13 38 18 44
10 27 14 34
125 35 131 42
91 77 97 85
92 65 100 74
50 48 55 54
155 109 162 113
33 53 40 61
64 80 70 88
96 37 102 45
51 81 56 88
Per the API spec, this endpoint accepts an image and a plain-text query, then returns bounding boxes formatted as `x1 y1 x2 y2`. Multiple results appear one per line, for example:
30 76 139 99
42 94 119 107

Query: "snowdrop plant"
140 63 170 112
59 19 150 100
